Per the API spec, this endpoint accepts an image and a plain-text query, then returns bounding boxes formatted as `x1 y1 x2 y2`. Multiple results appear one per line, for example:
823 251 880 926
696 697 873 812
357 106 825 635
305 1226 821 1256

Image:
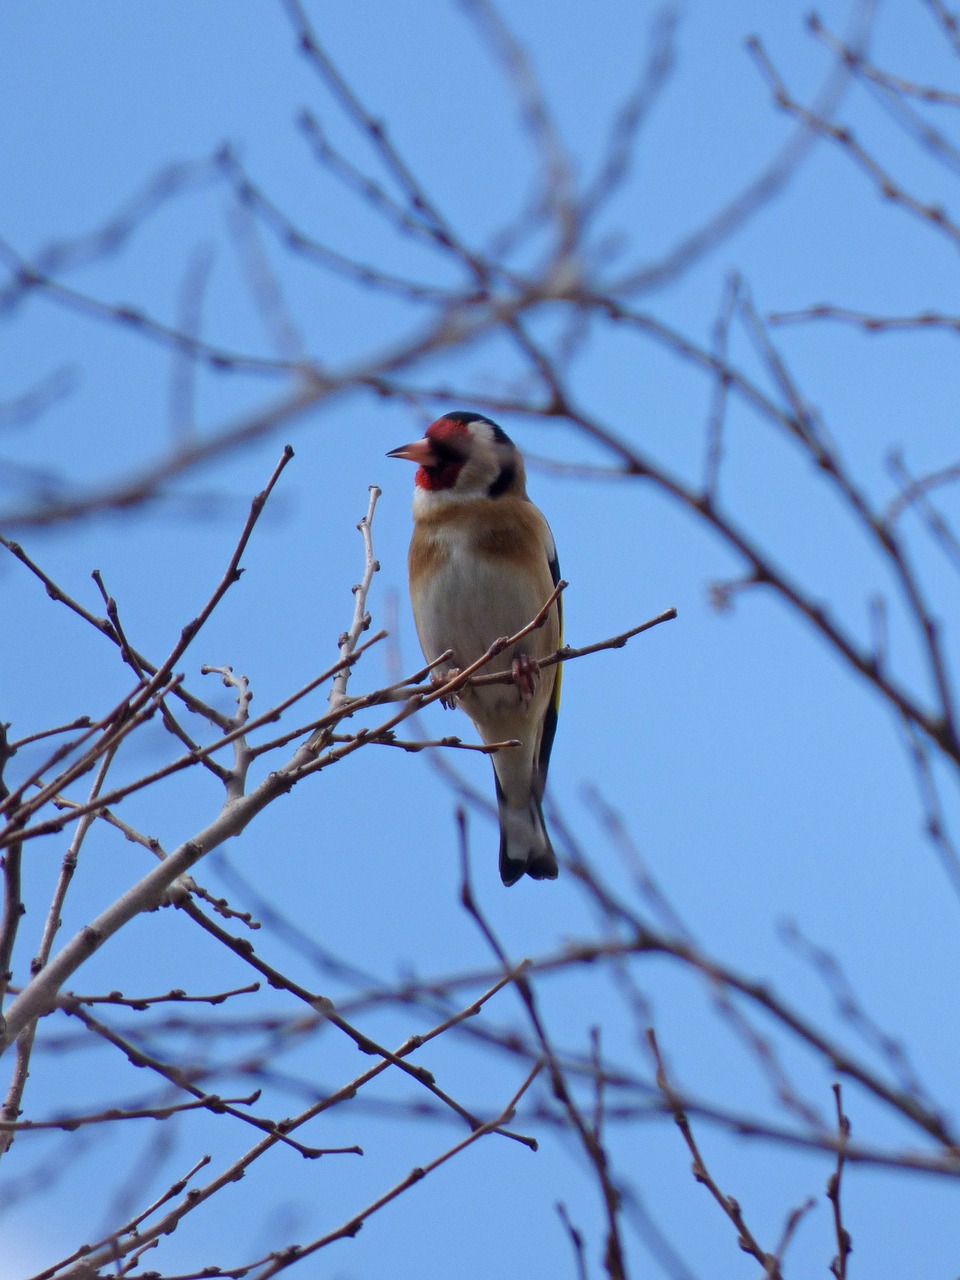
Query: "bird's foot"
431 667 461 710
512 653 540 703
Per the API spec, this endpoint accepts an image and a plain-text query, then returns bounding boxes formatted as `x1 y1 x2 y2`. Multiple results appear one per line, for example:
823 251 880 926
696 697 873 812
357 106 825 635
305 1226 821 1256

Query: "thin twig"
647 1028 781 1278
249 1059 544 1280
307 486 381 749
457 810 629 1280
827 1084 853 1280
0 745 118 1159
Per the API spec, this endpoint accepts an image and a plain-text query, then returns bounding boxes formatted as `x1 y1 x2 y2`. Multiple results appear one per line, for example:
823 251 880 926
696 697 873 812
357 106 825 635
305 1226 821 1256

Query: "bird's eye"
427 438 466 466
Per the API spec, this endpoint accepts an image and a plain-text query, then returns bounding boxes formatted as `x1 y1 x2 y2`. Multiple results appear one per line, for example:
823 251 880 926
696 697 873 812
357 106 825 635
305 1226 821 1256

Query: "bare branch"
827 1084 853 1280
647 1028 782 1279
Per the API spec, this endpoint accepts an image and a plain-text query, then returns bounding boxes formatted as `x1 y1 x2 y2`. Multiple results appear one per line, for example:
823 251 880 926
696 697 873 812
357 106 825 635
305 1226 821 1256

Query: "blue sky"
2 2 960 1277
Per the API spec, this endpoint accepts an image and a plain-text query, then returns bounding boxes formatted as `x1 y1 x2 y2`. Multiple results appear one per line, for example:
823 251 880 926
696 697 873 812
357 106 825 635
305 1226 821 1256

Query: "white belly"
414 535 545 669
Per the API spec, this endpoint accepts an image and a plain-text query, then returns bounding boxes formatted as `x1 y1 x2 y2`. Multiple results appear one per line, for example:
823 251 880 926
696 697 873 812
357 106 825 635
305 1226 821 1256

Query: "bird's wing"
535 531 562 798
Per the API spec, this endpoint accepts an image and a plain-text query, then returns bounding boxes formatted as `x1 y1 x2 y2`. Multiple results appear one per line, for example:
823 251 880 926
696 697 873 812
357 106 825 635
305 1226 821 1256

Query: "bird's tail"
496 782 558 886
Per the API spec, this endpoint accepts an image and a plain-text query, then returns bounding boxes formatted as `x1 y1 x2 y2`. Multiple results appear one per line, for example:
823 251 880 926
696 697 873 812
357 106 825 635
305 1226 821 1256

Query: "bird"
387 411 562 886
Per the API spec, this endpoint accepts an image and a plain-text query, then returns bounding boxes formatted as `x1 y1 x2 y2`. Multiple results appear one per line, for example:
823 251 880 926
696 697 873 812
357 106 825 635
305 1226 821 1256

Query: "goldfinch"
388 411 562 886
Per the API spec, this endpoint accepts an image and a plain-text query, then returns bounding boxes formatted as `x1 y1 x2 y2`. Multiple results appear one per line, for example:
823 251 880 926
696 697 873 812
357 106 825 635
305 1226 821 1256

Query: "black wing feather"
535 543 562 798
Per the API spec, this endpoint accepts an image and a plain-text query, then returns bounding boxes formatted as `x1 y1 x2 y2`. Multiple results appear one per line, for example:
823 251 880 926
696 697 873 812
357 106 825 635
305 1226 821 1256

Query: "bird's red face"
387 415 472 491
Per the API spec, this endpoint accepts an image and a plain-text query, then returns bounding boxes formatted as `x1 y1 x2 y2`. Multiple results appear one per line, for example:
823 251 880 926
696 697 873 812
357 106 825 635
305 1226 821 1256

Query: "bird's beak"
386 438 435 464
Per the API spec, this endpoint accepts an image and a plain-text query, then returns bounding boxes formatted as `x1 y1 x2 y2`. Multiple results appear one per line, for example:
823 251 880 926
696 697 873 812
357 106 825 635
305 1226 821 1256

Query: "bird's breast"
409 515 556 672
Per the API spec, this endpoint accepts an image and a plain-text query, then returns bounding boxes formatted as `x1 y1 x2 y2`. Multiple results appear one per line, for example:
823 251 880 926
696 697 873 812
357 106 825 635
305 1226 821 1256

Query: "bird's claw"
431 667 461 710
512 653 540 703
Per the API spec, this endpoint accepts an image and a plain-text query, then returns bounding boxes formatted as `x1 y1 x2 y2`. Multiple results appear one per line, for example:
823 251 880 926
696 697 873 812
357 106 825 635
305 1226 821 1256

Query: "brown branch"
0 745 119 1159
702 273 740 501
924 0 960 54
63 1001 336 1159
0 628 390 850
0 533 232 730
827 1084 853 1280
524 383 960 766
249 1061 544 1279
0 726 23 1016
0 234 298 376
0 673 182 840
770 304 960 335
388 916 958 1150
175 895 538 1149
63 982 261 1011
556 1202 590 1280
306 486 382 751
579 7 678 223
8 718 93 751
0 1089 267 1134
886 451 960 528
647 1028 781 1278
457 810 629 1280
221 144 454 302
2 453 302 831
0 158 219 290
91 566 229 781
810 12 960 107
768 1196 816 1275
44 980 532 1278
780 917 936 1106
748 33 960 251
325 731 520 754
612 1 876 296
29 1154 213 1280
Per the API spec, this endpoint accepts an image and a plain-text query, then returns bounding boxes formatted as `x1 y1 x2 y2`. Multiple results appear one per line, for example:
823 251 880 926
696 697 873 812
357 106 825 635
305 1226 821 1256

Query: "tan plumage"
388 412 562 885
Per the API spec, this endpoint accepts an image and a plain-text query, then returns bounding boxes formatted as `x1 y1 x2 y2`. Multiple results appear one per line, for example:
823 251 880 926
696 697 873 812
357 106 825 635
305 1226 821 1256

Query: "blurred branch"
613 0 878 295
770 304 960 334
0 366 77 431
748 30 960 250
